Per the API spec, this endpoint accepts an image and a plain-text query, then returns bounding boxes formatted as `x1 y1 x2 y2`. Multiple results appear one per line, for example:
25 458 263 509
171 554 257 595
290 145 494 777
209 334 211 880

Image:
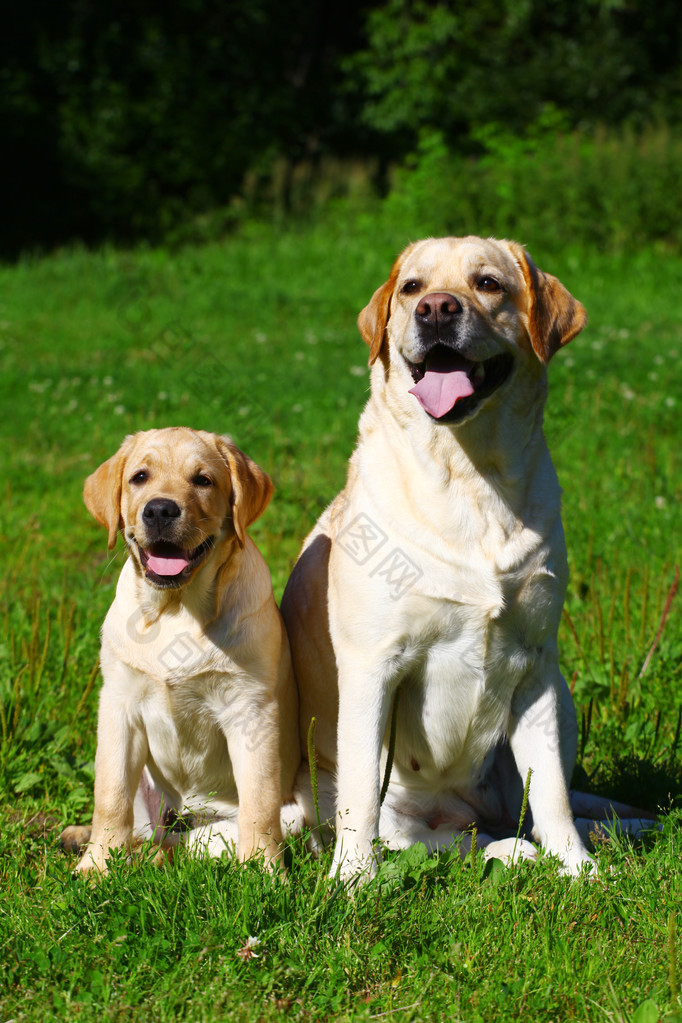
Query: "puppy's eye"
130 471 148 485
193 474 213 487
477 276 503 293
401 280 421 295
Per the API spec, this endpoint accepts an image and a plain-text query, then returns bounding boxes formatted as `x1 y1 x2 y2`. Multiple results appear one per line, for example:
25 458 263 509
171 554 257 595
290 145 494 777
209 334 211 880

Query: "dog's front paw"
558 848 597 879
329 840 380 885
75 854 108 876
482 837 538 867
60 825 92 855
74 841 114 876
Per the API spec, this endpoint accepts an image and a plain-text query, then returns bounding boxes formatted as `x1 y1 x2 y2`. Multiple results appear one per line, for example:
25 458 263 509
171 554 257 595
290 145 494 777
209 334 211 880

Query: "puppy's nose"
143 498 181 527
415 292 462 329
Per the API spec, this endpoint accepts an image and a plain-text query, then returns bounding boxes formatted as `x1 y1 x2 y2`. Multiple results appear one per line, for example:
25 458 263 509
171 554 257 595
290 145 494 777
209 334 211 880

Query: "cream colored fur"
282 236 647 882
63 427 300 873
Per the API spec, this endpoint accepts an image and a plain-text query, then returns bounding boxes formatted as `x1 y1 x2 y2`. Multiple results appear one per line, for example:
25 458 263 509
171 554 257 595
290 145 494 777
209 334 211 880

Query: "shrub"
380 121 682 256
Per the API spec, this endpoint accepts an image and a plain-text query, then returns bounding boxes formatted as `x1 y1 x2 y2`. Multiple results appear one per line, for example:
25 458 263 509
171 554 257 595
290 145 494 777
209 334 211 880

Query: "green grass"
0 214 681 1021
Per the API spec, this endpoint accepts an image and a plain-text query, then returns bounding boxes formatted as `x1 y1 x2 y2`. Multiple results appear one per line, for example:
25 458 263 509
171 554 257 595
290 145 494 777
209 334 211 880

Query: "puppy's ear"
215 437 273 548
83 436 136 550
358 243 418 365
508 242 587 362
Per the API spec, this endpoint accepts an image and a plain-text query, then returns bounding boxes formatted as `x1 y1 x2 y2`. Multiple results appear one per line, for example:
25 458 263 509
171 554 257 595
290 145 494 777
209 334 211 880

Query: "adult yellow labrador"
62 428 301 873
282 236 652 881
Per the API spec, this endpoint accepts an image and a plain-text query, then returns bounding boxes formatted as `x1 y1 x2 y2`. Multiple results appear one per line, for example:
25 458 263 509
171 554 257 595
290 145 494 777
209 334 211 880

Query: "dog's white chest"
100 628 247 811
390 551 563 787
141 679 236 806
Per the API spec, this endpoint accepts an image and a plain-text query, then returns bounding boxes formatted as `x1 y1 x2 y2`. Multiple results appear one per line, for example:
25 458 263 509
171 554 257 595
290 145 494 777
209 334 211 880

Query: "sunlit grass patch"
0 223 680 1020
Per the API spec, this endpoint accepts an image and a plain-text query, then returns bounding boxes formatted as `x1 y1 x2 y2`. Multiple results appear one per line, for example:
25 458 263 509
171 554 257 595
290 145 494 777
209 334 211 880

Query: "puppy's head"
358 237 586 425
83 428 272 589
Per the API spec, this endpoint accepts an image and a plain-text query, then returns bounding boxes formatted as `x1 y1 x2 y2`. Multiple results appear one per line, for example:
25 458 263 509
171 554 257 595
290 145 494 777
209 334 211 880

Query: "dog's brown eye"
193 474 213 487
401 280 421 295
477 276 503 293
130 471 148 485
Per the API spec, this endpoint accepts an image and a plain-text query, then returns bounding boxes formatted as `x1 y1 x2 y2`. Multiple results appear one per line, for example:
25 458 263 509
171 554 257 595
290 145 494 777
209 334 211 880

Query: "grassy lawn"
0 216 680 1021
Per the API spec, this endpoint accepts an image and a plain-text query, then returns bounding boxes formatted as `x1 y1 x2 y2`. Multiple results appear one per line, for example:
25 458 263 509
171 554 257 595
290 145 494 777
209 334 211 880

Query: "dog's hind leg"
570 791 661 849
378 804 539 866
569 790 658 821
573 814 662 848
131 768 182 846
185 817 240 858
60 825 92 854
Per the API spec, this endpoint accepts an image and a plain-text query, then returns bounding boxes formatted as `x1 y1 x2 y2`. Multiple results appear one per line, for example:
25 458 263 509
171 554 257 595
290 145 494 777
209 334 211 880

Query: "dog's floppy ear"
358 277 396 366
508 242 587 362
83 435 137 550
358 243 419 365
215 436 273 548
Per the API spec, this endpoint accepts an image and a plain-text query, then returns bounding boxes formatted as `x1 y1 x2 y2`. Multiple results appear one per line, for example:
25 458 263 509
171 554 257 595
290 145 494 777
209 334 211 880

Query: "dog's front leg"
77 682 149 874
331 659 394 884
225 695 285 868
509 669 595 877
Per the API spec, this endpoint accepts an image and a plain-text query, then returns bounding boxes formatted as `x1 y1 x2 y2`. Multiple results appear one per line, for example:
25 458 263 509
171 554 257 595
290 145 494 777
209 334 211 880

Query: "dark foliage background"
2 0 681 257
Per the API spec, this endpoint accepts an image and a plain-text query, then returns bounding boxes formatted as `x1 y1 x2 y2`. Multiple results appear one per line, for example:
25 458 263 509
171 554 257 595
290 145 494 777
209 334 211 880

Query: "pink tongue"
146 553 190 576
409 351 474 418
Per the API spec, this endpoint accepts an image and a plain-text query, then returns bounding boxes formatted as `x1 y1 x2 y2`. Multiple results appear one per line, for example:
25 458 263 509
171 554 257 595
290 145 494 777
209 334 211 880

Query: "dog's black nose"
143 498 181 526
415 292 462 329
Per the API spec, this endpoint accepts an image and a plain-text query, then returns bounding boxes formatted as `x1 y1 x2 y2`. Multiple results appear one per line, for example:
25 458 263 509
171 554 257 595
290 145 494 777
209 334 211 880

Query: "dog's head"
83 428 273 589
358 237 586 425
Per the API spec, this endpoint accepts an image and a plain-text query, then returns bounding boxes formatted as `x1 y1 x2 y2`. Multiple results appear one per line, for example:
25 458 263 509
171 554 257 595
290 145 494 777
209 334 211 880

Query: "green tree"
343 0 682 153
0 0 372 254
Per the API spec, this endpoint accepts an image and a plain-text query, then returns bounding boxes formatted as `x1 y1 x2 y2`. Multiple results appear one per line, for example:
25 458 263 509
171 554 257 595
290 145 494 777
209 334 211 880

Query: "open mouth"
136 538 214 588
407 344 514 423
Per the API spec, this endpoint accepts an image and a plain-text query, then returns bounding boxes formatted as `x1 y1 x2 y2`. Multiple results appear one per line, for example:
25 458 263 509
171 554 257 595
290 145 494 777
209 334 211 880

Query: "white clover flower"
236 936 261 962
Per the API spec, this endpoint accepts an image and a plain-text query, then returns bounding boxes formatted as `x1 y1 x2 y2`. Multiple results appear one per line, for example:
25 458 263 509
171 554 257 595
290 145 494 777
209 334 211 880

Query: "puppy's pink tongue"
146 553 190 576
409 351 474 418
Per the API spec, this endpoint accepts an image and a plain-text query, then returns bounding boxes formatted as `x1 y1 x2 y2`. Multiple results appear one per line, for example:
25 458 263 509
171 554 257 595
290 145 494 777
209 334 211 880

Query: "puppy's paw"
74 849 109 877
305 828 327 857
60 825 92 855
483 837 538 868
148 846 174 868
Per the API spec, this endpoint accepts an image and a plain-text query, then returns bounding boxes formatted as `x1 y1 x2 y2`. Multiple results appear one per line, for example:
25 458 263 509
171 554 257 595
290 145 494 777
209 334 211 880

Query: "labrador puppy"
62 427 300 873
282 236 653 881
